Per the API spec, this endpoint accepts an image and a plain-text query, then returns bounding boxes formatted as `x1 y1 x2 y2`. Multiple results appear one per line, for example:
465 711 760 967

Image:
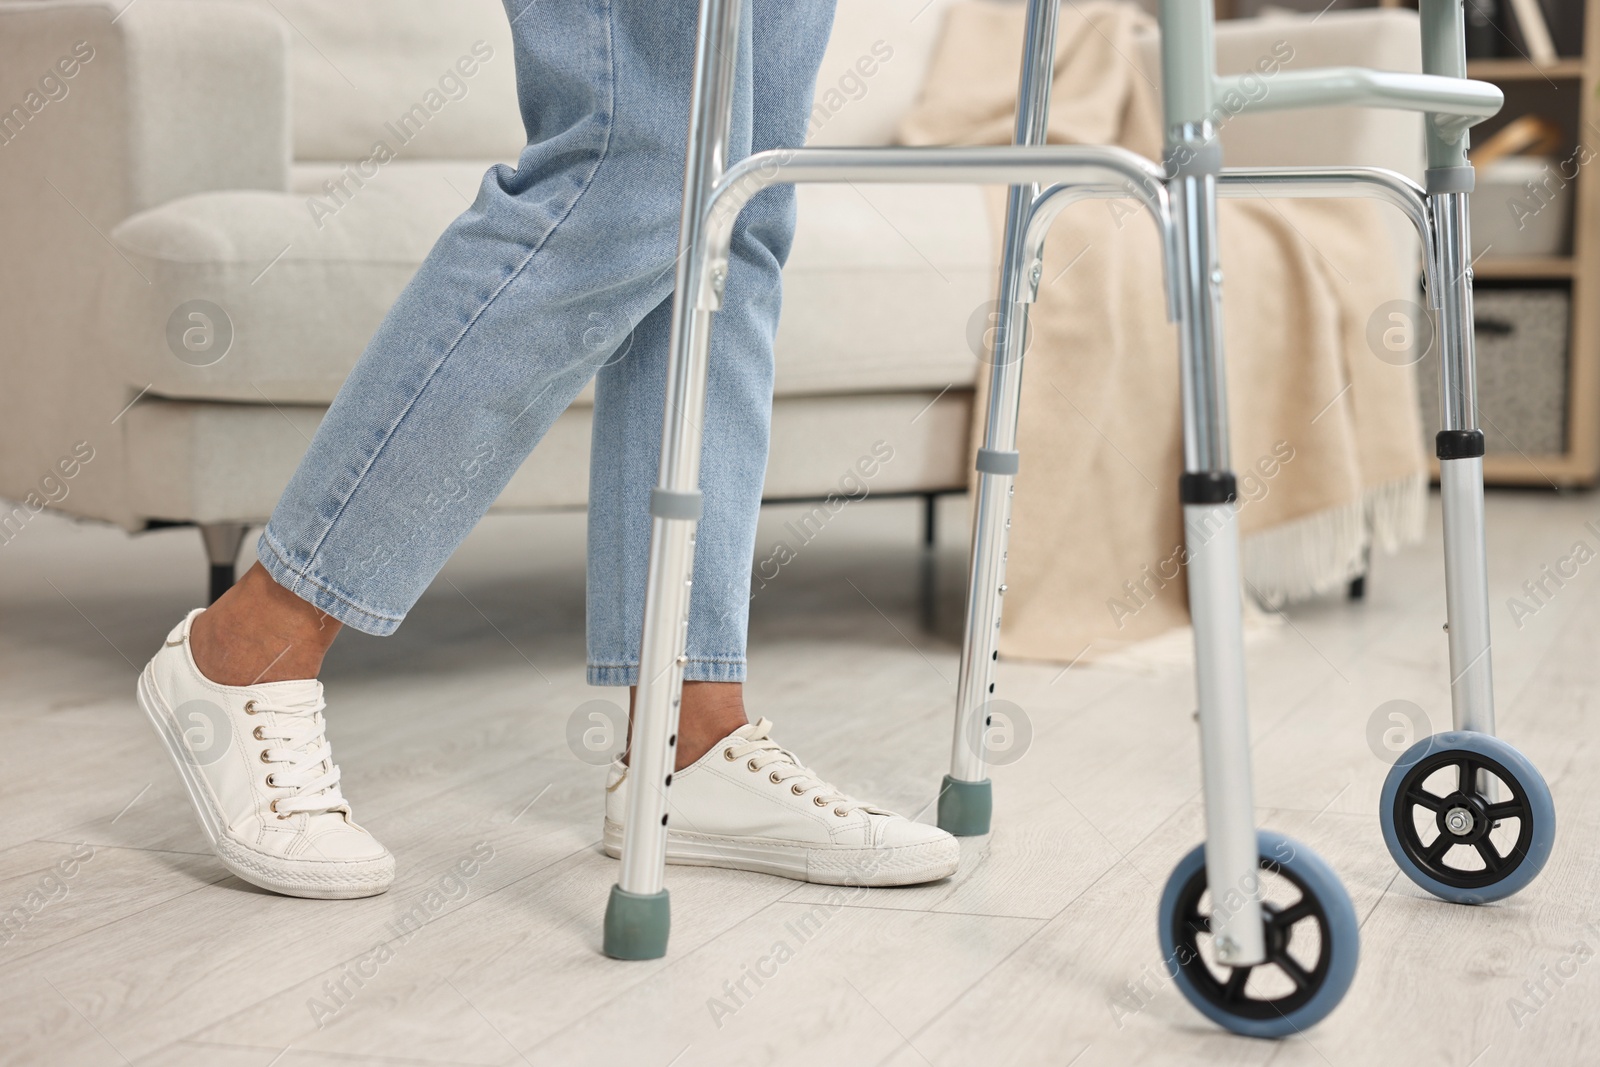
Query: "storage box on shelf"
1453 0 1598 486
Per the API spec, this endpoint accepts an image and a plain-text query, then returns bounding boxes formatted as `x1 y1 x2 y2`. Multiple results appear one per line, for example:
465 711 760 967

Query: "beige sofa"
0 0 1424 592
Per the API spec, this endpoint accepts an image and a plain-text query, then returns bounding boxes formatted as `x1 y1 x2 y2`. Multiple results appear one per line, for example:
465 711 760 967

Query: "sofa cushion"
105 162 992 405
776 183 991 396
122 388 971 523
104 161 497 405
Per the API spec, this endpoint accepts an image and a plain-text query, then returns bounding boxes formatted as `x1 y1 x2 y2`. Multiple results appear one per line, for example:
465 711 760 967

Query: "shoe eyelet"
723 748 736 761
791 783 805 796
747 758 760 772
769 771 783 784
834 808 848 817
252 726 266 741
265 773 277 787
268 798 279 814
244 700 259 715
258 750 272 764
813 795 828 807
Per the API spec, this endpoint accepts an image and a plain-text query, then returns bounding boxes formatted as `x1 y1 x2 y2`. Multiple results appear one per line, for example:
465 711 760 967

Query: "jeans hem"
257 527 405 637
587 658 746 686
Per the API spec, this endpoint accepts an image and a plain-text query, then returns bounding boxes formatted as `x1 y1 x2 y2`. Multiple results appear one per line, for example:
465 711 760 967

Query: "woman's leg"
585 0 838 744
149 0 765 899
250 0 743 639
589 0 959 887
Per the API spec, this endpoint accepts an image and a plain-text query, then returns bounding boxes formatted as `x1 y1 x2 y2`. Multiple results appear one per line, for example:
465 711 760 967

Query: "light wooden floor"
4 488 1598 1067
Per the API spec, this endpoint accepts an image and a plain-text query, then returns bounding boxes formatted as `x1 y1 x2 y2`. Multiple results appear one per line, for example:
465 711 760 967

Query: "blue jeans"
258 0 837 685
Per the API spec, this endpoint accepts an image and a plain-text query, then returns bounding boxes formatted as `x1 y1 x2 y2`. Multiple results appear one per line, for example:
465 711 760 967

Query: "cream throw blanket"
899 1 1428 662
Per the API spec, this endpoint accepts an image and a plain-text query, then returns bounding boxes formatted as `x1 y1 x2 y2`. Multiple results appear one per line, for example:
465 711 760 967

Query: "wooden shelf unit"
1467 56 1587 79
1458 3 1600 487
1473 254 1579 278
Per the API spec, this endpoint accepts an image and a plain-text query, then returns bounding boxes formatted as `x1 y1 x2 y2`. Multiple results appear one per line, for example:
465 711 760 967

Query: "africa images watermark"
353 439 498 581
305 41 497 229
1505 516 1600 630
807 39 895 142
1506 919 1600 1029
705 854 891 1030
1503 140 1594 234
0 441 96 548
1 842 95 949
306 841 496 1028
1105 39 1296 231
750 439 896 598
1104 440 1296 629
0 40 95 149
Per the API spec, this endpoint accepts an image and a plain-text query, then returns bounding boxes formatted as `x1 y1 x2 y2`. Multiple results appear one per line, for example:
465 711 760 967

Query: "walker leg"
1418 0 1496 740
940 0 1061 837
1166 119 1265 968
1431 190 1496 741
1378 141 1558 904
602 0 743 961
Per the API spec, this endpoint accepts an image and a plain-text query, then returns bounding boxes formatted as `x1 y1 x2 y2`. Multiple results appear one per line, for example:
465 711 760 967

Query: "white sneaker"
136 609 394 899
603 718 959 886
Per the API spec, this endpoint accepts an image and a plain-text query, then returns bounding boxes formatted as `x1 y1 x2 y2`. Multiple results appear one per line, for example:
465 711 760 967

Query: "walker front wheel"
1157 831 1359 1039
1379 731 1554 904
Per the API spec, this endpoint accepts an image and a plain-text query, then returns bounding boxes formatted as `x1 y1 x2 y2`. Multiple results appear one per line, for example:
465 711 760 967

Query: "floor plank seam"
166 1036 499 1067
146 838 608 1054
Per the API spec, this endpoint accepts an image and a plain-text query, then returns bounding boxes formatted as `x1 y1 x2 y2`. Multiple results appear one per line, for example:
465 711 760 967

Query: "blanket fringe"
1241 473 1428 609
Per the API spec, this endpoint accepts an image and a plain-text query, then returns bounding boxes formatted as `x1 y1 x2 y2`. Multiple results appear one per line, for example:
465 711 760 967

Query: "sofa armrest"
0 0 290 526
0 0 290 223
119 0 293 209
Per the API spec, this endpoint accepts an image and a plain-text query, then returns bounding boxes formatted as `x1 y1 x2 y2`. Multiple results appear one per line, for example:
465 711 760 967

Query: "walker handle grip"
1213 67 1503 142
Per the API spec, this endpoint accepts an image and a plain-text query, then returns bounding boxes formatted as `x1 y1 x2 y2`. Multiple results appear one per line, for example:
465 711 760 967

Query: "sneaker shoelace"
721 718 889 817
247 696 348 819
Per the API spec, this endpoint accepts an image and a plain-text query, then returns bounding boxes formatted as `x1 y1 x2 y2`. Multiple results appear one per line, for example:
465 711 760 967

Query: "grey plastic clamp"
1425 166 1475 195
649 487 703 521
975 448 1021 476
1168 136 1223 179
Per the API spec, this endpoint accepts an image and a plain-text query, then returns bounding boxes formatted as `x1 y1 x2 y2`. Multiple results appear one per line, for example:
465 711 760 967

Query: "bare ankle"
189 564 342 686
626 681 748 772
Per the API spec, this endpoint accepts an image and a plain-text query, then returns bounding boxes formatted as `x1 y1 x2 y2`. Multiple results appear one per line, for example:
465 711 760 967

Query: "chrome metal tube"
1170 119 1263 967
1431 190 1496 737
1022 180 1181 320
1185 503 1265 966
1441 457 1496 736
698 146 1173 315
1432 192 1477 432
1171 132 1230 474
1218 167 1440 307
617 0 742 897
949 0 1061 791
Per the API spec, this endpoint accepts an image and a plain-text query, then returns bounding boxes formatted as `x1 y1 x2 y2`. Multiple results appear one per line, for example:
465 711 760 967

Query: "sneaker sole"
136 665 394 900
601 818 958 886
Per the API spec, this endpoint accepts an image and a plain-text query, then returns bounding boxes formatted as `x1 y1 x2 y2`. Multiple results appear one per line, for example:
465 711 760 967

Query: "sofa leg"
1348 541 1371 601
200 523 248 605
919 494 938 631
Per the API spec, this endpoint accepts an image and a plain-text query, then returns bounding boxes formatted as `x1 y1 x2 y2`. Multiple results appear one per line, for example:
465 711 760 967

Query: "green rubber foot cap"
937 775 993 836
603 886 671 960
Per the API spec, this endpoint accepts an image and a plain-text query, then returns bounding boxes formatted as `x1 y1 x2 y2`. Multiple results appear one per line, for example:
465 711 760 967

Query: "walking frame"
603 0 1557 1036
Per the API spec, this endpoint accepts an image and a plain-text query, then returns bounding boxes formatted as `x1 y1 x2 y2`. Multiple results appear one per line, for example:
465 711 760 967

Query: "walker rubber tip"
603 885 671 959
937 775 993 836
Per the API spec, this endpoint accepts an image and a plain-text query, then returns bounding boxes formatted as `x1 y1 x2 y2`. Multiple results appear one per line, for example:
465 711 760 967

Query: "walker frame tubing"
611 0 1501 964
